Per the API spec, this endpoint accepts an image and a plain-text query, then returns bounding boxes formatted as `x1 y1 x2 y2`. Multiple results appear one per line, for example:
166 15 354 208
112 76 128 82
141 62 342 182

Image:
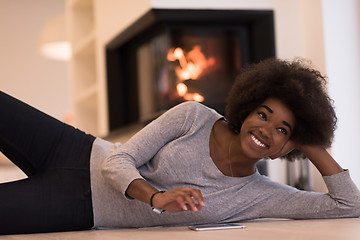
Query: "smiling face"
238 98 295 161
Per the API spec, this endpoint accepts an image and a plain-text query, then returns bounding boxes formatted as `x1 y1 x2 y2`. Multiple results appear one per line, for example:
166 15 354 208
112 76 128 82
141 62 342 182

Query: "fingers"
175 188 204 212
156 187 205 212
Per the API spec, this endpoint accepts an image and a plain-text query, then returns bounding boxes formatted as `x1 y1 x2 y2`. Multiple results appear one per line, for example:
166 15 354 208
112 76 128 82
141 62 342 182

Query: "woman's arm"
300 145 343 176
259 168 360 219
101 102 207 213
262 144 360 219
101 102 193 195
125 179 205 212
267 141 360 219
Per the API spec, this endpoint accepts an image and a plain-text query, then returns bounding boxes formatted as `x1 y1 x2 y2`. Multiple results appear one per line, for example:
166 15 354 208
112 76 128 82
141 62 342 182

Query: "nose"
259 124 271 139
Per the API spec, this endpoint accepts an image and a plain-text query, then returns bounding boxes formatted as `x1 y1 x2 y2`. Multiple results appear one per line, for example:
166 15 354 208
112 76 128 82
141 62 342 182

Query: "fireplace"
106 9 275 132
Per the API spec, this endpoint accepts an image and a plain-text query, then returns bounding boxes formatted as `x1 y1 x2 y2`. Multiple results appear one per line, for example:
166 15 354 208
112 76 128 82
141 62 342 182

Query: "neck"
212 119 257 177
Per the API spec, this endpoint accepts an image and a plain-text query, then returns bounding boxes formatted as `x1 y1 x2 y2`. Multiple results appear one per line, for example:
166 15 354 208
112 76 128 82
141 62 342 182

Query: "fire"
176 83 188 97
183 93 204 102
167 45 215 102
174 48 184 60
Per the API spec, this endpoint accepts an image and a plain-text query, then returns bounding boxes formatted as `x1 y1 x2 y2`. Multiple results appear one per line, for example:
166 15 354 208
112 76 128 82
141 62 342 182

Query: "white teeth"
251 134 267 148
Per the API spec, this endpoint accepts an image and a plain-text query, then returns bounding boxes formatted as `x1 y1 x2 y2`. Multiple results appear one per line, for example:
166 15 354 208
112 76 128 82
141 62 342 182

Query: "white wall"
322 0 360 187
0 0 68 180
0 0 69 121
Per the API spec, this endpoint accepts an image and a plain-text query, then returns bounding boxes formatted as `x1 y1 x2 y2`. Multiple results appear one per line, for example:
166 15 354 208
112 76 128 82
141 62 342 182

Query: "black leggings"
0 91 95 235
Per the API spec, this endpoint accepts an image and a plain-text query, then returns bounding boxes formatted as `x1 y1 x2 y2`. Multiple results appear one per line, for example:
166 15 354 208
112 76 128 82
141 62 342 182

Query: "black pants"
0 91 95 235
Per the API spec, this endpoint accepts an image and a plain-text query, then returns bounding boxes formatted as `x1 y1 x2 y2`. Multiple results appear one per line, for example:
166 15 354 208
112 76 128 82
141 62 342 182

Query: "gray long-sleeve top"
90 101 360 229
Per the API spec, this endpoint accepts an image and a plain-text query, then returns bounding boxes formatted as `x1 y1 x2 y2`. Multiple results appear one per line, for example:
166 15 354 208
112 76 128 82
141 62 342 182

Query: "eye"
277 128 288 136
258 112 267 121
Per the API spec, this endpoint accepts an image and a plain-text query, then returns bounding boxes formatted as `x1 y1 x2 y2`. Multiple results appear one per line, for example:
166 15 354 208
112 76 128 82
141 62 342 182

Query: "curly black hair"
225 58 337 160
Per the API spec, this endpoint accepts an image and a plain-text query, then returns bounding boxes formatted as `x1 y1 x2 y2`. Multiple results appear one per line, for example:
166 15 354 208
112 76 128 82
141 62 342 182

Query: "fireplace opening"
106 9 275 132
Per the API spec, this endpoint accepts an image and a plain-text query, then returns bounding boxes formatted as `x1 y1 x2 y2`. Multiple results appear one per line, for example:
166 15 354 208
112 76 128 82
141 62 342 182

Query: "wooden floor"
1 218 359 240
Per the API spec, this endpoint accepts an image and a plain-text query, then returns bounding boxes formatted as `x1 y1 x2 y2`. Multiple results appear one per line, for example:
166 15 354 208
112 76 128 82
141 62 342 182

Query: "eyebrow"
260 105 293 132
260 105 273 113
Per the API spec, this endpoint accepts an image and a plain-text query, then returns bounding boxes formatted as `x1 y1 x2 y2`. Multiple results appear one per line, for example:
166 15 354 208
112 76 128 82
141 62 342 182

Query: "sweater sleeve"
260 170 360 219
100 102 198 196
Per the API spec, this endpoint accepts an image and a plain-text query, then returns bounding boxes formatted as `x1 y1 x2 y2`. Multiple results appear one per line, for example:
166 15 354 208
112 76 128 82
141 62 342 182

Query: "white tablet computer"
188 223 246 231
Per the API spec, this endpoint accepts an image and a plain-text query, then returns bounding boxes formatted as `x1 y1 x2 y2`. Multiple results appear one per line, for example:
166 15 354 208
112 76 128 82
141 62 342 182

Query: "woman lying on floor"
0 58 359 235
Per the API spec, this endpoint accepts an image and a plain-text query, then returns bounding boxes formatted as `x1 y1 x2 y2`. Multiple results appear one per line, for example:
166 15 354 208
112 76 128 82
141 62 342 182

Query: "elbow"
100 156 114 179
349 195 360 217
100 154 117 180
337 198 360 218
350 200 360 217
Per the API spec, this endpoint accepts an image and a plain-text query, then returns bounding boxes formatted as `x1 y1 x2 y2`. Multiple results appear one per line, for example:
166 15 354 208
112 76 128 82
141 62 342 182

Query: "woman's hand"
270 140 296 159
125 179 205 213
152 187 205 212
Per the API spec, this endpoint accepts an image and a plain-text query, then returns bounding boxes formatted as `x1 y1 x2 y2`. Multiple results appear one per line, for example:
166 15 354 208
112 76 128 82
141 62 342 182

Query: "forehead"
259 98 295 125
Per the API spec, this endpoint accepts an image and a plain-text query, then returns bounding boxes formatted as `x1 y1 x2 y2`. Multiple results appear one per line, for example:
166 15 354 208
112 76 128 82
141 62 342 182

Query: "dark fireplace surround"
106 9 275 132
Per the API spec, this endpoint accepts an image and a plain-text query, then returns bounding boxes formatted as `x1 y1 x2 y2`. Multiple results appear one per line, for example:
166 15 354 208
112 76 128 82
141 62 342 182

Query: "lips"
250 134 269 148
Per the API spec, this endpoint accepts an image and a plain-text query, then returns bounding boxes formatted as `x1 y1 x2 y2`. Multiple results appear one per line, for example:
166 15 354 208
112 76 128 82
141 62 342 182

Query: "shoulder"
150 101 223 132
170 101 219 117
168 101 221 124
157 101 222 132
172 101 204 110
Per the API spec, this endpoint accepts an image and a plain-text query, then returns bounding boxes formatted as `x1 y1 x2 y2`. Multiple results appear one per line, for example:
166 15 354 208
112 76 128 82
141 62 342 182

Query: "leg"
0 170 93 235
0 91 65 176
0 125 95 235
0 91 96 234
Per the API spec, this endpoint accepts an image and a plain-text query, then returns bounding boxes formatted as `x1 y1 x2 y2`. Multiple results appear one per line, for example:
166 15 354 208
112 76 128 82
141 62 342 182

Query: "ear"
270 140 296 160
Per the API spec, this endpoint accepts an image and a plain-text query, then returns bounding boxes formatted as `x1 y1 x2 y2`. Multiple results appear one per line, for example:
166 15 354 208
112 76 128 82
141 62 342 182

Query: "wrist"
150 191 165 214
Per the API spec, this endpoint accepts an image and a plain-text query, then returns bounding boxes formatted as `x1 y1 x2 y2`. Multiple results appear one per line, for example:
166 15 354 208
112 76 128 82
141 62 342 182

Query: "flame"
176 83 188 97
168 45 215 102
183 93 205 102
174 48 184 60
167 45 215 81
